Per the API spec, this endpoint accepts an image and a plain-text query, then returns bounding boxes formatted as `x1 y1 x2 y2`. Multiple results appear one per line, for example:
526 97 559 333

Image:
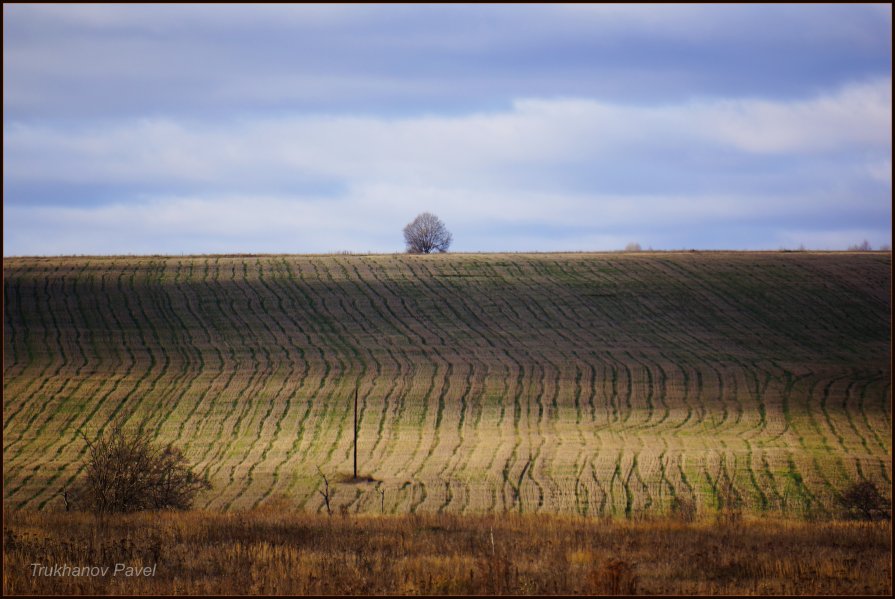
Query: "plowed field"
3 252 890 516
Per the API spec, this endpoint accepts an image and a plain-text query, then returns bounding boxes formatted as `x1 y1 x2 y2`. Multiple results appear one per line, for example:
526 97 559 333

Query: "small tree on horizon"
403 212 452 254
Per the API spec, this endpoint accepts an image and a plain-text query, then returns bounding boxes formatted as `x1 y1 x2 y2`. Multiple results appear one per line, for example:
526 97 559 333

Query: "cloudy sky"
3 4 892 255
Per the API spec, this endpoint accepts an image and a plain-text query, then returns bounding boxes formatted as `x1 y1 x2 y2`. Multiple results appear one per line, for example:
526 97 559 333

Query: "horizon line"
4 248 892 260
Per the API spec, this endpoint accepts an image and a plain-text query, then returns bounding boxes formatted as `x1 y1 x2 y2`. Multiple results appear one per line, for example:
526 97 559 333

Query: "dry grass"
3 507 890 595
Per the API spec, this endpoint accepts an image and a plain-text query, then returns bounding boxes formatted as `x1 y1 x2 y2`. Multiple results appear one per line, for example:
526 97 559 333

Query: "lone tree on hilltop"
403 212 452 254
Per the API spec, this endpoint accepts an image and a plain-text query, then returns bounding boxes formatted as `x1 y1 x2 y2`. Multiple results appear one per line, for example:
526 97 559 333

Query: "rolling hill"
3 252 891 516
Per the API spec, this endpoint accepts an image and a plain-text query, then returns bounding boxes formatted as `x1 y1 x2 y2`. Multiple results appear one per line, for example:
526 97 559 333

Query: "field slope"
3 252 891 516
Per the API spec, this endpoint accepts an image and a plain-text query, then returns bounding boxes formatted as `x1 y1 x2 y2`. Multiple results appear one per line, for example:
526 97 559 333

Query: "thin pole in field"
353 385 358 480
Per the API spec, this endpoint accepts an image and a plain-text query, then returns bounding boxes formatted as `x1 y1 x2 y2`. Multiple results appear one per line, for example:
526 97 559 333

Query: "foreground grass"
3 508 891 595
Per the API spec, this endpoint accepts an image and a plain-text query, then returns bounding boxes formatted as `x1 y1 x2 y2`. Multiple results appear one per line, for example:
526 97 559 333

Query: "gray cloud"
3 4 891 255
5 4 891 119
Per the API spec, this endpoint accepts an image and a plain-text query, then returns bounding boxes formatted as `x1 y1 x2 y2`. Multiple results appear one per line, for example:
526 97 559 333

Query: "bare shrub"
69 422 210 514
624 242 642 252
838 480 891 521
847 240 872 251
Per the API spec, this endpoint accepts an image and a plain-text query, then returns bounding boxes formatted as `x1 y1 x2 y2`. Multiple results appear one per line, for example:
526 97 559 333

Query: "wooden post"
353 385 358 480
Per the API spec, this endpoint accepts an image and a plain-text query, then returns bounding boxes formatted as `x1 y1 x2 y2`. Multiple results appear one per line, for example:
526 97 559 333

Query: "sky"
3 4 892 255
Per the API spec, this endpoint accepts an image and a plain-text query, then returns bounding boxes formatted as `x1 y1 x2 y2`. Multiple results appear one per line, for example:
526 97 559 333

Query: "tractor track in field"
3 253 890 514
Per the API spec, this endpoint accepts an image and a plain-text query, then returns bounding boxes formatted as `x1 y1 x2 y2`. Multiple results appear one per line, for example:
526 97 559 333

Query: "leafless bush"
847 240 872 251
624 242 642 252
838 480 891 521
69 422 210 514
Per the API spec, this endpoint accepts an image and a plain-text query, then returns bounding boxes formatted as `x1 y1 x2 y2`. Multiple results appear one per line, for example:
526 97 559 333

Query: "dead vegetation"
67 421 209 514
838 480 892 521
3 508 890 595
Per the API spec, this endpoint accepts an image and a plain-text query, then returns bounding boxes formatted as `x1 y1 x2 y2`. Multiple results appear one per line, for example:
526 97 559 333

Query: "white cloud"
6 183 883 256
703 78 892 153
4 80 891 255
5 78 890 187
4 195 378 255
7 4 890 123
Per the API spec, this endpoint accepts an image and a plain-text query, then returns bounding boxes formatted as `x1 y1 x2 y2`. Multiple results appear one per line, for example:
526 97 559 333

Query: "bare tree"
838 480 891 520
317 465 333 516
69 421 210 513
403 212 452 254
847 240 872 251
